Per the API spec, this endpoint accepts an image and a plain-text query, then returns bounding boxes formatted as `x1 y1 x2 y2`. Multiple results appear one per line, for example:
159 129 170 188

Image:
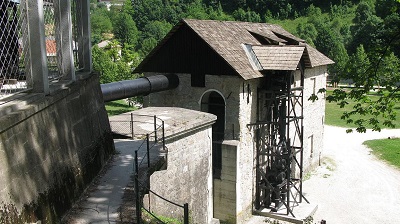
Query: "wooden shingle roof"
135 19 334 80
304 44 335 68
252 45 305 71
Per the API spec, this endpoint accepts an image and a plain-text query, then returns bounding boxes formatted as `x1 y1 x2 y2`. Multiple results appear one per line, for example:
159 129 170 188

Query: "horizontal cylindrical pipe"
101 74 179 102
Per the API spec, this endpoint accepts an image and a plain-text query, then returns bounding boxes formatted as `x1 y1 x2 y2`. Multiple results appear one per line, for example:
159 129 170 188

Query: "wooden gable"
135 23 239 77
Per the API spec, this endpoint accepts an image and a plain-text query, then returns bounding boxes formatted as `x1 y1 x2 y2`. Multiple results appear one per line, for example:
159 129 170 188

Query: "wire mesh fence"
0 0 30 99
43 0 60 79
1 0 83 100
71 0 81 70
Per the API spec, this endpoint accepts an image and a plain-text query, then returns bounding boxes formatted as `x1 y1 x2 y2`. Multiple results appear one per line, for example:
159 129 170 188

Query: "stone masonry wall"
236 78 259 223
302 66 327 171
0 74 114 223
213 140 238 223
148 116 214 224
144 73 242 140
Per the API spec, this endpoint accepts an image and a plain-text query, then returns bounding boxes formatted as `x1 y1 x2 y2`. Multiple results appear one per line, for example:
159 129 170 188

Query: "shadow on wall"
0 74 114 223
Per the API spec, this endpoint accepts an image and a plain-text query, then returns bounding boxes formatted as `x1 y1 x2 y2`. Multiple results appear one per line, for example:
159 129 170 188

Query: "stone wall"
236 78 259 222
302 66 327 171
147 109 216 223
213 140 238 223
0 74 114 223
144 73 242 140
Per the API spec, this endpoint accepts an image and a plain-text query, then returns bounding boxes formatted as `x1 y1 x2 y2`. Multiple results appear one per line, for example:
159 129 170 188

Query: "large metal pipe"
101 74 179 102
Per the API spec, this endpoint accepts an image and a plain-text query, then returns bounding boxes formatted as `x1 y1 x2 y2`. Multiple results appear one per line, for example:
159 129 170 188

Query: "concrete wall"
147 110 215 223
0 74 114 222
301 66 327 171
213 140 238 223
236 78 259 222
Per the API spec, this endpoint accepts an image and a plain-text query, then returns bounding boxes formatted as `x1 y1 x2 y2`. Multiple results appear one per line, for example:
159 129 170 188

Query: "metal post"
255 127 260 210
184 203 189 224
232 124 235 140
154 115 157 143
146 134 150 168
54 0 75 80
131 113 134 139
26 0 49 94
162 120 166 151
75 0 92 72
134 150 141 223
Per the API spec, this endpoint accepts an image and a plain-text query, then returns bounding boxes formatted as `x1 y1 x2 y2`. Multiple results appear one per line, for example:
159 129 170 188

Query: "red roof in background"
45 39 56 55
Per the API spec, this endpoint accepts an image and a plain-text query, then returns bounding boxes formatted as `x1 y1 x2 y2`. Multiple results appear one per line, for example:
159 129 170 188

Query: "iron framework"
250 68 309 217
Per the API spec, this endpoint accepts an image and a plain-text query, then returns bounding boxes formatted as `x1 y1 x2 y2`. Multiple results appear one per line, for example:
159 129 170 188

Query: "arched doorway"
200 90 225 178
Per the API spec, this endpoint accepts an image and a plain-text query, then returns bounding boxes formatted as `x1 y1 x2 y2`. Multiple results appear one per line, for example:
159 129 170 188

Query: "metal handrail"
124 114 189 224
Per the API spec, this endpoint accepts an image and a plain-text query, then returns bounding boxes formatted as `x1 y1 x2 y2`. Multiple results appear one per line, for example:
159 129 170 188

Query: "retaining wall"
0 74 114 223
145 108 216 224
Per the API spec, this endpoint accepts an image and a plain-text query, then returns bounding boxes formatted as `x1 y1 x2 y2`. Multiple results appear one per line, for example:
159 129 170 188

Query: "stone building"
135 19 334 223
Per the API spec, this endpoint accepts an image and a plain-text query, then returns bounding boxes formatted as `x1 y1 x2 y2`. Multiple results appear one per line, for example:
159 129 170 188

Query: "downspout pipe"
101 74 179 102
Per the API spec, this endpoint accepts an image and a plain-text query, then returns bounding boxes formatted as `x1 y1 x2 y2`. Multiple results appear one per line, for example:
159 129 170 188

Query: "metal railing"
110 114 164 142
111 113 189 223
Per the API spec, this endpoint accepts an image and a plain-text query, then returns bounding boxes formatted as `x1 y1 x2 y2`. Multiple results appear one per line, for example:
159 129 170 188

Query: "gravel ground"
303 125 400 224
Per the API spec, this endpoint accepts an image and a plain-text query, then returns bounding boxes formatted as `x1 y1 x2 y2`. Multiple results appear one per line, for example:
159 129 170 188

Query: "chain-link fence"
71 0 81 71
1 0 83 100
43 0 58 77
0 0 29 99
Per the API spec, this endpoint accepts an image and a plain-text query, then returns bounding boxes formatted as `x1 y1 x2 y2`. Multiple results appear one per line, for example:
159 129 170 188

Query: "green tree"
232 8 261 22
141 20 173 42
296 23 318 46
92 44 136 83
90 8 113 44
114 12 140 47
183 0 210 19
139 38 158 57
353 2 374 25
131 0 165 30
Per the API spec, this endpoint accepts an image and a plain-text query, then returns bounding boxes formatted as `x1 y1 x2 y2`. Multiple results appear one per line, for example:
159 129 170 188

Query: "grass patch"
142 208 185 224
105 99 137 116
364 138 400 169
325 90 400 129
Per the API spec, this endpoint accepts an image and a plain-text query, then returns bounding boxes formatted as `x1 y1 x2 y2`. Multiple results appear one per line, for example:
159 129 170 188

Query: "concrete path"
63 139 164 224
303 126 400 224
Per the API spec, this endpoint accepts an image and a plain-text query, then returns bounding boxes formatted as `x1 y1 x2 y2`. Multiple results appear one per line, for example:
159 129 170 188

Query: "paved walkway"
303 126 400 224
63 139 164 224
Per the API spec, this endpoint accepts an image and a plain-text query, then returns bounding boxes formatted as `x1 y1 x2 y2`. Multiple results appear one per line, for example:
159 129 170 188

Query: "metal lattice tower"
250 67 309 217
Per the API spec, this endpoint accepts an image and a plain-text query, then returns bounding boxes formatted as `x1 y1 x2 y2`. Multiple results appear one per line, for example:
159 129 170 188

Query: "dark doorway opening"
201 91 225 179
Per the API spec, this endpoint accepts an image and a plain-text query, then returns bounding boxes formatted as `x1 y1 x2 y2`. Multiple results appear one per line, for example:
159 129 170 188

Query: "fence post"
53 0 75 81
146 134 150 169
131 113 134 139
184 203 189 224
154 115 157 143
134 150 141 223
162 120 166 151
75 0 92 72
26 0 49 94
232 123 235 140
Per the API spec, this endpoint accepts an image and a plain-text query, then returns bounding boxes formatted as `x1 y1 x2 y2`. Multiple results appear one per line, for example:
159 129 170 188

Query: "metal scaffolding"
250 67 308 217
